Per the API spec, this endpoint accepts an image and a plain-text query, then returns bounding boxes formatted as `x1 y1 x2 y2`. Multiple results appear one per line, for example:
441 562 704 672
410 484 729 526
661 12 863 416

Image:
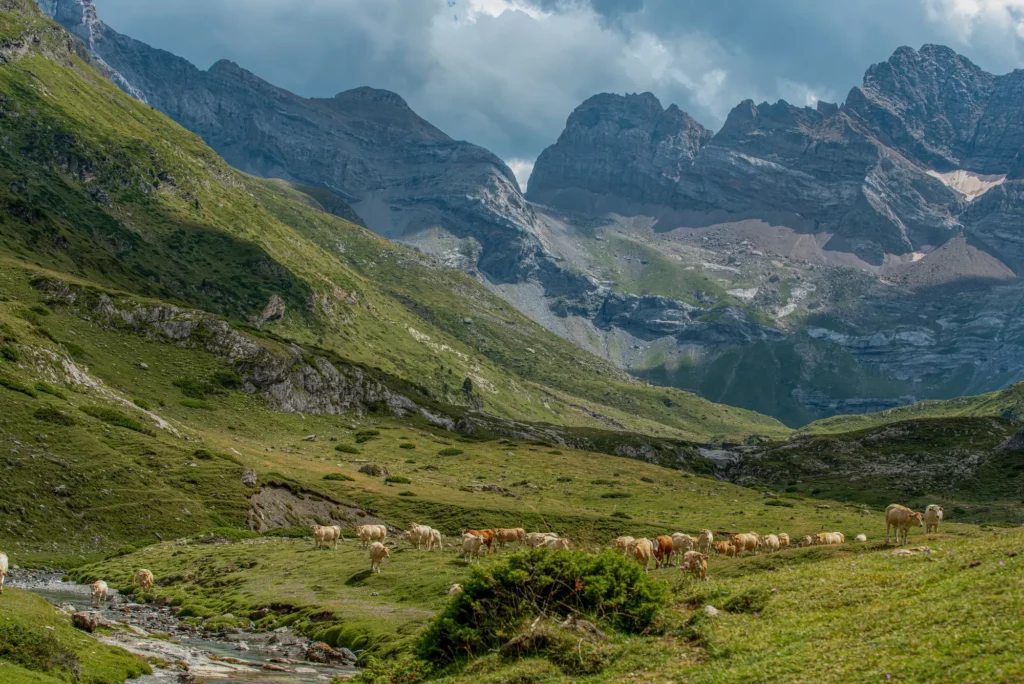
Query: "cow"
448 584 463 595
672 533 695 555
761 534 781 553
925 505 944 534
0 552 7 595
886 504 924 545
628 538 655 572
462 533 486 563
682 551 708 581
368 542 390 573
697 529 714 555
654 535 675 567
524 532 558 549
91 580 109 606
493 528 525 549
731 533 759 556
800 535 816 547
405 524 432 550
541 537 571 551
855 534 868 542
613 536 636 556
778 533 790 549
133 569 154 593
311 525 343 550
713 541 731 555
425 527 443 551
462 529 496 554
356 524 387 548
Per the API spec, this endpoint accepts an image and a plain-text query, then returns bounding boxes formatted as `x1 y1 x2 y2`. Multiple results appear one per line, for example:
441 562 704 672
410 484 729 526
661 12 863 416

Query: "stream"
10 570 358 683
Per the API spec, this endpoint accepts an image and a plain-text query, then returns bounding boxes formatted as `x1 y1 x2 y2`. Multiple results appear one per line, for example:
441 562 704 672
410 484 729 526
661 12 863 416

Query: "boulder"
358 464 390 478
306 641 357 665
241 469 258 488
72 612 101 633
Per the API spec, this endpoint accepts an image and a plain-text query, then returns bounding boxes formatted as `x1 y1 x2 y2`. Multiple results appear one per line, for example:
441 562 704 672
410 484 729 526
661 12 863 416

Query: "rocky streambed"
8 569 358 683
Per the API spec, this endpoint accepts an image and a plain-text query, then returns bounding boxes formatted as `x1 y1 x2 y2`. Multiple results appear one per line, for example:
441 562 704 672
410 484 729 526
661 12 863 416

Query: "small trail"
9 569 358 683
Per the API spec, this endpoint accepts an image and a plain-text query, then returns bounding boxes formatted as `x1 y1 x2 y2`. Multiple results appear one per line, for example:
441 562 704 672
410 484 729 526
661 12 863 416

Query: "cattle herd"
0 504 944 606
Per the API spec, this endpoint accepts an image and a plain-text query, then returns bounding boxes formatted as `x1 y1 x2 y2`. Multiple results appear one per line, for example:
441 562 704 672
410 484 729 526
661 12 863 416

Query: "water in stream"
12 572 357 683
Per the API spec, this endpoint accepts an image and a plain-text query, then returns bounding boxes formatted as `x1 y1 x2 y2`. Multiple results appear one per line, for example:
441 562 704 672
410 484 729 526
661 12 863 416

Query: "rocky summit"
36 0 1024 426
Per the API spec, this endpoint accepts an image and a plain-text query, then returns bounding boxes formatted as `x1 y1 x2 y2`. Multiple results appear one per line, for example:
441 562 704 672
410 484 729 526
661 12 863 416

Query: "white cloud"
505 158 535 190
923 0 1024 44
776 78 838 108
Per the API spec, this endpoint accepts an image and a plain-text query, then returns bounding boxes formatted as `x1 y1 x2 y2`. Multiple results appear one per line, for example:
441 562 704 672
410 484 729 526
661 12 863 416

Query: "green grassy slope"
0 589 150 684
801 381 1024 435
0 0 787 443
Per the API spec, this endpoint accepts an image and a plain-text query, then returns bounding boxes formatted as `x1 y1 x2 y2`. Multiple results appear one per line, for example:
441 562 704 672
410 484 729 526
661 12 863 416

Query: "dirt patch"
247 485 388 533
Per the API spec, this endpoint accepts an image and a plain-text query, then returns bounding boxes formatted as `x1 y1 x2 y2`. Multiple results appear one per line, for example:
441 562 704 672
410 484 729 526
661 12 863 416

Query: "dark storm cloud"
92 0 1024 187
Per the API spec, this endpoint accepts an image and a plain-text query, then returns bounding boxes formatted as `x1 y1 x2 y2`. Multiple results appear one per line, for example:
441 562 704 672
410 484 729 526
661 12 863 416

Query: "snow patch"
727 287 758 302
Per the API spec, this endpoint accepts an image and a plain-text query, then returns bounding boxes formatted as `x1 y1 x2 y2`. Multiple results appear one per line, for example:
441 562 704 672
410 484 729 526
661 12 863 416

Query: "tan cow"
855 533 868 542
462 533 486 563
91 580 109 606
613 536 636 556
356 524 387 548
133 569 154 593
761 534 781 553
524 532 559 549
672 533 695 555
462 529 496 554
800 535 816 547
312 525 343 550
731 533 759 556
697 529 714 555
493 528 525 549
541 537 571 551
886 504 924 545
682 551 708 581
925 505 944 534
448 584 463 595
0 552 7 595
406 524 432 550
628 538 655 572
368 542 390 573
778 533 790 549
425 527 443 551
713 540 731 555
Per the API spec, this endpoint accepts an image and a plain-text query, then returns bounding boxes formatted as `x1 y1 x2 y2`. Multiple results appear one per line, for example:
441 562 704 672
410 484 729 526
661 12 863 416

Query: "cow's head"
911 512 925 527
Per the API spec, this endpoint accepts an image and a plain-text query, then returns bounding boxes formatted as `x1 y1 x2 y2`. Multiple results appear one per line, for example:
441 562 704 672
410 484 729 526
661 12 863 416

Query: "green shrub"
33 406 75 426
193 449 214 461
556 476 572 483
0 623 81 679
0 374 36 397
352 655 431 684
263 526 312 538
418 550 666 663
610 511 632 520
601 492 631 499
180 399 213 410
723 588 771 614
548 450 563 455
63 342 88 361
132 397 152 410
79 406 144 432
353 429 380 444
174 377 213 399
399 443 416 450
397 491 417 497
405 459 416 464
591 479 617 485
0 344 19 362
323 473 354 482
335 444 360 454
385 476 412 485
34 382 67 399
764 499 794 508
211 369 243 389
438 447 464 456
196 527 258 542
0 322 15 342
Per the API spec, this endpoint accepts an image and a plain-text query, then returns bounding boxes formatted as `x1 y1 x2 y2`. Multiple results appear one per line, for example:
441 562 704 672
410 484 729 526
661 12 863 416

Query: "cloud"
91 0 1024 169
505 158 535 190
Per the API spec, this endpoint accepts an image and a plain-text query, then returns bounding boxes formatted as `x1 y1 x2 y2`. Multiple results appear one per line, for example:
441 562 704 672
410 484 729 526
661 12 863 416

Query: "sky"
91 0 1024 189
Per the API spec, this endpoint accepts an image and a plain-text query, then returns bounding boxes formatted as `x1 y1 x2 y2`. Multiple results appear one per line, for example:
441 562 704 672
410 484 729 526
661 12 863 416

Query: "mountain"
37 0 1024 428
527 46 1024 426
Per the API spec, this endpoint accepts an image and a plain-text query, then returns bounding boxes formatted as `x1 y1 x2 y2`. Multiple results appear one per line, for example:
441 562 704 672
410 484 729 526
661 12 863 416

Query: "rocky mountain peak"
333 86 412 110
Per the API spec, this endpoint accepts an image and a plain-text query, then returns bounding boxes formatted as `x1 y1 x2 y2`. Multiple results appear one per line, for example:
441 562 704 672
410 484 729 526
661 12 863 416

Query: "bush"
399 443 416 450
63 342 88 361
397 491 417 497
556 476 572 483
211 369 243 389
0 374 36 397
323 473 354 482
601 492 631 499
417 550 666 663
0 344 19 362
180 399 213 410
354 429 380 444
132 397 152 410
610 511 632 520
33 406 75 426
723 588 771 614
591 479 617 485
385 476 412 485
173 377 213 400
764 499 794 508
0 623 81 679
438 447 464 457
193 449 214 460
334 444 360 454
79 406 144 432
34 382 67 399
